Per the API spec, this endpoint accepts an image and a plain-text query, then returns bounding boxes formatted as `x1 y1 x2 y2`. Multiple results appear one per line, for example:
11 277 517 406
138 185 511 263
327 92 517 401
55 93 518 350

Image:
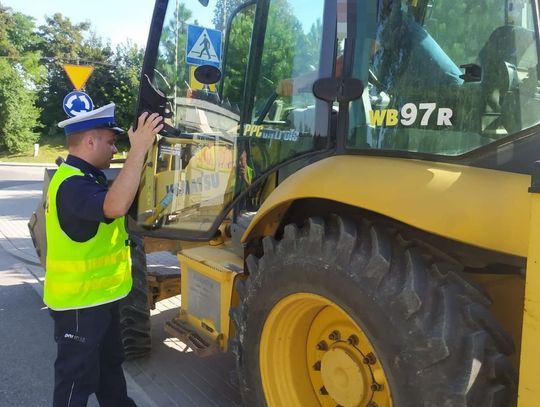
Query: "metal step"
164 318 220 357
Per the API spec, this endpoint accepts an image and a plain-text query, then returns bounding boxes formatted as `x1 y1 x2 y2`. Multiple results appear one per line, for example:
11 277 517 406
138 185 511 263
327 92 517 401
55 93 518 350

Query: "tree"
221 4 255 107
424 0 505 65
221 0 322 114
37 14 145 137
0 5 44 88
0 60 41 152
36 13 92 137
77 33 116 115
154 4 193 96
212 0 246 31
0 4 42 153
254 0 308 112
295 18 323 74
106 41 144 131
0 4 145 152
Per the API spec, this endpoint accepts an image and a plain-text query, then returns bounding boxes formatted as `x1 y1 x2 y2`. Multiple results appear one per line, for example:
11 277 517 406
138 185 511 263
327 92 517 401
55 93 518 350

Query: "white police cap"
58 103 125 136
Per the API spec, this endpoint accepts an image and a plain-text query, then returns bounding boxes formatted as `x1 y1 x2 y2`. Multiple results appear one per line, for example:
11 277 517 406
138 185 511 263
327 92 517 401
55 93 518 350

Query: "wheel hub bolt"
328 330 341 341
371 382 383 392
319 386 328 395
316 340 328 351
312 361 321 371
347 334 359 346
363 352 377 365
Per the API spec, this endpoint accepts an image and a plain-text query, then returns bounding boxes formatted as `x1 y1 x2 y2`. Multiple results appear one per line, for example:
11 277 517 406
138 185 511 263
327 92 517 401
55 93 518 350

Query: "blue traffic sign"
186 24 222 68
63 91 94 117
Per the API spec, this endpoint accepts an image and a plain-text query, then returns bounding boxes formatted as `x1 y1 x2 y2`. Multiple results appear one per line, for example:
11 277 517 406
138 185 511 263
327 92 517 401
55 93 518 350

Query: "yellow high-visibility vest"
44 163 132 310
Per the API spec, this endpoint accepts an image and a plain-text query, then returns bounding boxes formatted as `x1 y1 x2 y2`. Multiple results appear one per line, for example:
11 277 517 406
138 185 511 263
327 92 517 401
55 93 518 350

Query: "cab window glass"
239 0 326 191
348 0 540 156
136 0 253 233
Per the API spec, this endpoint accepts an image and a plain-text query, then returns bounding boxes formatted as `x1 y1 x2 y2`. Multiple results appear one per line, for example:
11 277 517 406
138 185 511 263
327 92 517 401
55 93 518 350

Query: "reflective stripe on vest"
44 163 132 310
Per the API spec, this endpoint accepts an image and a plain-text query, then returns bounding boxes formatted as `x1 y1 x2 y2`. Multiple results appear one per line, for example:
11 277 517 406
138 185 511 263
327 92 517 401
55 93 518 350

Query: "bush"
0 61 41 154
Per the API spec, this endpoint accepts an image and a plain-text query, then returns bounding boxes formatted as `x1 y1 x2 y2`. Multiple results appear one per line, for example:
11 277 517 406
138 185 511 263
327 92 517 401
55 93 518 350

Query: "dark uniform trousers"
49 301 137 407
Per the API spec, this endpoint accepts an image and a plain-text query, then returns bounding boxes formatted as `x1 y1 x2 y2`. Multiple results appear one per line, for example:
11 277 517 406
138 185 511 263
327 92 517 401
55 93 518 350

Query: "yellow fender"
242 155 531 257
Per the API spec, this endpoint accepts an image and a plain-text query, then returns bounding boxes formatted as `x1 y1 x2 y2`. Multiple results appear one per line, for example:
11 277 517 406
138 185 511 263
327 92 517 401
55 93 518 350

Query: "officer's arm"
103 112 163 219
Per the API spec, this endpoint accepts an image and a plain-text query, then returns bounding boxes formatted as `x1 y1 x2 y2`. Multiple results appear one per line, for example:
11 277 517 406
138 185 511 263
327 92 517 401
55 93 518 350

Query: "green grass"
0 137 67 164
0 137 130 164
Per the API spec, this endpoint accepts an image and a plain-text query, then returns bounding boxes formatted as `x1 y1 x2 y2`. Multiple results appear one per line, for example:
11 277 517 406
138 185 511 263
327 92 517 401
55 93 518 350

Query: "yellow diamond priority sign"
63 64 94 91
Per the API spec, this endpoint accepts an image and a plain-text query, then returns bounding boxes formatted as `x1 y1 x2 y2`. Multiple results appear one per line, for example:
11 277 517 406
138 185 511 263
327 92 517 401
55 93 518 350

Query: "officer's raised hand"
127 112 164 153
104 111 163 218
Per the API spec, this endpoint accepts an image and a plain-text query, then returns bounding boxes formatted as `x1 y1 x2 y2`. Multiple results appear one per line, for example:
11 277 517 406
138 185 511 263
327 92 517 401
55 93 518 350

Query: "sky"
1 0 155 48
0 0 322 114
1 0 323 48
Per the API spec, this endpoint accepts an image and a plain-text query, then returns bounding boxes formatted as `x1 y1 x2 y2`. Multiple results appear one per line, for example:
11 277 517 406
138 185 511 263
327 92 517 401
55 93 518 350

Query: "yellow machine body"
518 182 540 406
243 155 530 257
130 0 540 403
165 244 242 355
168 155 532 371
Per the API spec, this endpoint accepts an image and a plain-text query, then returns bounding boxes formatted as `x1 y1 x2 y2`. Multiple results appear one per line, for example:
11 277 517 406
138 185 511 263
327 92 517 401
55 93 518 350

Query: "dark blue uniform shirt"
57 155 113 242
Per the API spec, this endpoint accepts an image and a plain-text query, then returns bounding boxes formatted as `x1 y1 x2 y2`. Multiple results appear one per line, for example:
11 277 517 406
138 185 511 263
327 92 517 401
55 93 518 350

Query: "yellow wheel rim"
260 293 392 407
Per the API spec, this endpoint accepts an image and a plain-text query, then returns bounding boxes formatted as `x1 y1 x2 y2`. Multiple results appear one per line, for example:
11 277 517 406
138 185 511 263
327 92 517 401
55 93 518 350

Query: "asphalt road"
0 163 46 181
0 163 242 407
0 248 53 407
0 165 115 406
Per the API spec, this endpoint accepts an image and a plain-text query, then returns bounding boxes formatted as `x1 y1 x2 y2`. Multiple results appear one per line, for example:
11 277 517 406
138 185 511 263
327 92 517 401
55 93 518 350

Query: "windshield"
348 0 540 156
134 0 329 236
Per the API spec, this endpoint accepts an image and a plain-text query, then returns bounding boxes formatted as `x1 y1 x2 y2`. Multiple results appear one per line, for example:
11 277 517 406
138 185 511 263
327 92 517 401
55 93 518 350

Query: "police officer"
44 103 163 406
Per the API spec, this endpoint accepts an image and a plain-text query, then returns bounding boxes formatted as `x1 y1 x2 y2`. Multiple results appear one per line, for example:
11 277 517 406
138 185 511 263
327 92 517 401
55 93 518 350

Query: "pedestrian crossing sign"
186 24 222 68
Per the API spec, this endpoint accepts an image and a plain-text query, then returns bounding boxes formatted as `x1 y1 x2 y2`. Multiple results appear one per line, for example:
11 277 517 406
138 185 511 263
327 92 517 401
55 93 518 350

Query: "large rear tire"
119 235 151 360
233 215 517 406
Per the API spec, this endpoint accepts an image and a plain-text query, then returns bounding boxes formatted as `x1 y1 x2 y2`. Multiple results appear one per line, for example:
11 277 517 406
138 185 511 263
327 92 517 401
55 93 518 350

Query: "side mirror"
313 77 364 103
194 64 222 85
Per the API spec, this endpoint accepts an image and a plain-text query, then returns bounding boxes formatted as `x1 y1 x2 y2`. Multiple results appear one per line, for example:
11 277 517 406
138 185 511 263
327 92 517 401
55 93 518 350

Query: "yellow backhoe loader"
30 0 540 405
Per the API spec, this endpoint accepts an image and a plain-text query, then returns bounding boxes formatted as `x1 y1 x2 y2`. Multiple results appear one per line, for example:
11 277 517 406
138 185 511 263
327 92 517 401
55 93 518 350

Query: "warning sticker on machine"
187 268 221 331
160 144 182 156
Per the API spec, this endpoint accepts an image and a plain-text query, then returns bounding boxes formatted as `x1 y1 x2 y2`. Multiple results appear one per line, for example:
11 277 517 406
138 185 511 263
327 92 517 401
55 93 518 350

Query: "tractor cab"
131 0 540 243
130 0 330 241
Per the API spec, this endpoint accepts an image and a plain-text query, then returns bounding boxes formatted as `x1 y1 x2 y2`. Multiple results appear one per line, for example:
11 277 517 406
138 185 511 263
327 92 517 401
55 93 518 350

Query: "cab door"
129 0 334 241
